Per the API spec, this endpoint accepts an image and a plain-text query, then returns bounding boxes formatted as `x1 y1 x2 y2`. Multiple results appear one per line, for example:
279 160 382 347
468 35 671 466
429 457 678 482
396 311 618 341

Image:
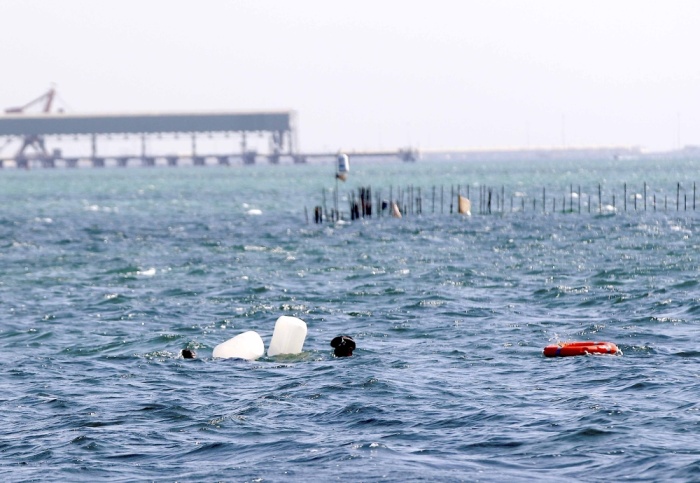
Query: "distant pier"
0 108 300 169
0 91 420 169
0 149 420 169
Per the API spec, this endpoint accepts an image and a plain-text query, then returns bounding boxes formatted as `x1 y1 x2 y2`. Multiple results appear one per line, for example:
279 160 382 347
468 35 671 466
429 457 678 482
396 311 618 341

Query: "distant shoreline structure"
420 144 700 163
1 89 697 169
3 145 699 169
3 90 699 169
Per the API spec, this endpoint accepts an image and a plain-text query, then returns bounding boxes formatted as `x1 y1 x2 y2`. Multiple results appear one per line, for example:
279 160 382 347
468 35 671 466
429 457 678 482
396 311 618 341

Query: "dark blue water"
2 159 700 481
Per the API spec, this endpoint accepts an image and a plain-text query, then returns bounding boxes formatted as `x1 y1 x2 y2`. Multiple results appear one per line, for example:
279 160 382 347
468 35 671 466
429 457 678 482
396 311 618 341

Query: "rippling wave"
2 161 700 481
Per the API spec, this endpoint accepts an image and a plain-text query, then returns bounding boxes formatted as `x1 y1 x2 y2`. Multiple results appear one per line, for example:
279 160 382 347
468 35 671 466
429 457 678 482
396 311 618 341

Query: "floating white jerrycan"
267 316 307 357
212 330 265 361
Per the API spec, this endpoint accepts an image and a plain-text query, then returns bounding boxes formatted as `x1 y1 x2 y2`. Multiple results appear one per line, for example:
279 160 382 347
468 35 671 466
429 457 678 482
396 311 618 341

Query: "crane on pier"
4 87 57 167
5 87 56 114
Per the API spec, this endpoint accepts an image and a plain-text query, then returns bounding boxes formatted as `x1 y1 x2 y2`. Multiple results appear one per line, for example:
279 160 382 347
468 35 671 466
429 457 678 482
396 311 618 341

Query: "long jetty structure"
0 99 419 169
310 181 700 223
2 91 693 169
0 110 301 168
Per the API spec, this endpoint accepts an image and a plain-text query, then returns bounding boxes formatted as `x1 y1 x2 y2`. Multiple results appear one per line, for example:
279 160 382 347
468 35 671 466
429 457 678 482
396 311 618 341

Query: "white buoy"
458 195 471 216
267 316 307 357
212 330 265 360
391 201 402 218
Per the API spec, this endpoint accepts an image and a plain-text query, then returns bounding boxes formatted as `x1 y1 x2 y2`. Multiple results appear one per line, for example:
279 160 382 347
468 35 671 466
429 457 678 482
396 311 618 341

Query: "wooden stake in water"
501 186 505 213
570 184 573 212
322 189 328 220
578 185 581 213
418 187 422 215
542 187 546 214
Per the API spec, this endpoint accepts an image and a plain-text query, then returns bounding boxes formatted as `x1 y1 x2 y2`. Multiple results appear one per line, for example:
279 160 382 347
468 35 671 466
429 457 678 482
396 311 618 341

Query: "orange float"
543 341 619 357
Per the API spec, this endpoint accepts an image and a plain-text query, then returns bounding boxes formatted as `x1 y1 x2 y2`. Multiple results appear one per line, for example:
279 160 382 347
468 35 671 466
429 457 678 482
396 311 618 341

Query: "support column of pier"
241 132 257 164
191 133 205 166
91 134 105 167
268 130 282 164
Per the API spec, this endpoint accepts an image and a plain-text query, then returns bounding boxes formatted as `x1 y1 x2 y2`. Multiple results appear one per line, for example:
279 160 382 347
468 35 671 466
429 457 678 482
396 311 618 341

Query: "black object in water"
181 349 196 359
330 336 356 357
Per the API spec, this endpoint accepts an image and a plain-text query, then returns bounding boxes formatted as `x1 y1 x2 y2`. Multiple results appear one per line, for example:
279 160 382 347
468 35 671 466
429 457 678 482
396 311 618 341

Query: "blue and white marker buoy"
336 153 349 181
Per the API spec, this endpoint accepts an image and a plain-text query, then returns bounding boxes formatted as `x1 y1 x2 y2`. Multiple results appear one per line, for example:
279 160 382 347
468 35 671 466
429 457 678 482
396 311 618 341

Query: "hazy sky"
2 0 699 153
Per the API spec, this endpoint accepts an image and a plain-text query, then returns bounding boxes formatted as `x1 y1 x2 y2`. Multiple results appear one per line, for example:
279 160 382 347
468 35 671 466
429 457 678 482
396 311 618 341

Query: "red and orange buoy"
543 341 620 357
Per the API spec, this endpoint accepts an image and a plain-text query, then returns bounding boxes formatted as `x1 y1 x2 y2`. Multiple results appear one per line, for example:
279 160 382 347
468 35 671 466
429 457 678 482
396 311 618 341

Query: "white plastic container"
212 330 265 361
267 316 307 356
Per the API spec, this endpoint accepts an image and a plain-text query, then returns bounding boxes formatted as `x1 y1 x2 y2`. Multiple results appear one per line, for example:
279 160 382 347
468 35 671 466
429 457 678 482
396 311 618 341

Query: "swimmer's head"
330 335 356 357
181 349 196 359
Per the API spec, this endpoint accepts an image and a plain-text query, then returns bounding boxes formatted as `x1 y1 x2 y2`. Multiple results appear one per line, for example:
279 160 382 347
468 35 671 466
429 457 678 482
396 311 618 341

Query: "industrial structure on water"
0 89 419 169
0 89 657 169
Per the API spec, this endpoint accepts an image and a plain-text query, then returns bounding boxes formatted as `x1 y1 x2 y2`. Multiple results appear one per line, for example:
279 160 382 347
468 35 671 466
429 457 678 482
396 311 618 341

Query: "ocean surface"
2 157 700 482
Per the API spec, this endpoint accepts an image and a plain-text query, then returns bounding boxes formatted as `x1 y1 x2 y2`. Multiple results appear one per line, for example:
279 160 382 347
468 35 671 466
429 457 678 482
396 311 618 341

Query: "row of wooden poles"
307 182 699 223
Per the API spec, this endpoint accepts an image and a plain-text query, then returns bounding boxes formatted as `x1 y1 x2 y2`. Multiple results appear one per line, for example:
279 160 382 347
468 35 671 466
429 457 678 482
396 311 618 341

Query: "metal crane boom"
5 88 56 114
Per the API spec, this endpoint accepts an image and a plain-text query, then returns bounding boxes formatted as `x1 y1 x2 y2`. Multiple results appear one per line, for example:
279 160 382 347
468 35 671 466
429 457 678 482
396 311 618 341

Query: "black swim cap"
330 335 356 357
181 349 196 359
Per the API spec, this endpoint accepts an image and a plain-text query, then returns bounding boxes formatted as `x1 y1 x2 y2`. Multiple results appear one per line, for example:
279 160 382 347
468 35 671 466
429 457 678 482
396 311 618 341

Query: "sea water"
1 157 700 482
